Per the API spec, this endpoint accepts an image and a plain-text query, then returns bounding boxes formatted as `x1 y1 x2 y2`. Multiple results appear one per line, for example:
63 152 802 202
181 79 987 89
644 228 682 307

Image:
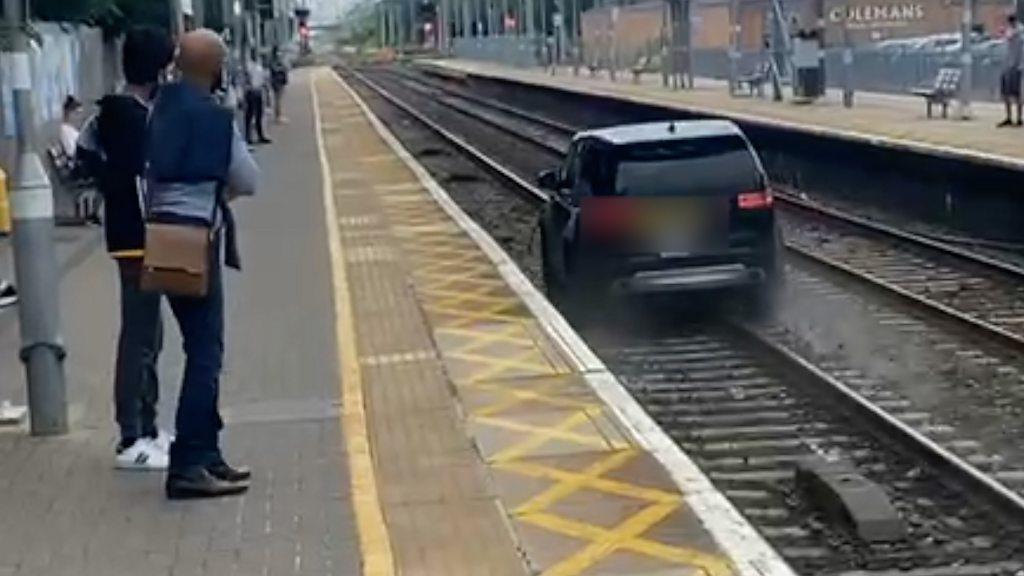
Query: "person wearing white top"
60 95 83 158
243 53 270 144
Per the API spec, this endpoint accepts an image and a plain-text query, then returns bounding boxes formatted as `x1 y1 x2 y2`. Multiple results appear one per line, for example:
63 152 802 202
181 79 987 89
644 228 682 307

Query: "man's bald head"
177 29 226 89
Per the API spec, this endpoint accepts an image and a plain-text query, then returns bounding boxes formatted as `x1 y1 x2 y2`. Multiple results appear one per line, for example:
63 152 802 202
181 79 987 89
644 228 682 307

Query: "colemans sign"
828 2 926 29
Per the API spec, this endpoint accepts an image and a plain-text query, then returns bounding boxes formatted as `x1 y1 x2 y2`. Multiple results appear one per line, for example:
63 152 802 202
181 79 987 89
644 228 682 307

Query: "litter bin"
0 168 10 235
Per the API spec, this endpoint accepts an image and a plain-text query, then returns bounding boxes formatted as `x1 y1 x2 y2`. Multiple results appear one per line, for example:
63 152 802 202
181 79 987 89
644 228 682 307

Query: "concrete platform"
0 66 791 576
0 68 361 576
426 59 1024 172
313 68 791 576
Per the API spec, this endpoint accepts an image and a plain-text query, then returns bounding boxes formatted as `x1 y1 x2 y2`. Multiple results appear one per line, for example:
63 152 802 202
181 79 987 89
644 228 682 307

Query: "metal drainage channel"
342 64 1024 573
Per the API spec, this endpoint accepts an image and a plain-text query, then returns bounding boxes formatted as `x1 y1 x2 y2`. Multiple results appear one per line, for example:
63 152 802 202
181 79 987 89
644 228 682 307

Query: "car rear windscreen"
609 135 761 197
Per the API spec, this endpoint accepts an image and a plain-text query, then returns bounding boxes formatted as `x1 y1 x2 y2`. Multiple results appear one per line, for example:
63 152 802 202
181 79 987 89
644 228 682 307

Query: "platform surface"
428 58 1024 171
314 68 778 576
0 68 361 576
0 66 789 576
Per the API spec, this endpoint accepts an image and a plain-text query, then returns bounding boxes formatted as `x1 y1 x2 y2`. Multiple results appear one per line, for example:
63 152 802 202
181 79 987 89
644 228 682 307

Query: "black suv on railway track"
537 119 783 316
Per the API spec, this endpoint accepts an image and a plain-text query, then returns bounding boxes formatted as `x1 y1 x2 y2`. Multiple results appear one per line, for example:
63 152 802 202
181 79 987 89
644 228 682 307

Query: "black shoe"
206 461 252 482
998 119 1013 127
166 468 249 500
0 281 18 308
1016 120 1023 127
257 138 272 144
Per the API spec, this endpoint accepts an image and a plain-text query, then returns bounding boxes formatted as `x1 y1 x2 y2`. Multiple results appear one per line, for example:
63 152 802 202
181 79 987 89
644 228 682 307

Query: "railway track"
384 64 1024 352
339 64 1024 573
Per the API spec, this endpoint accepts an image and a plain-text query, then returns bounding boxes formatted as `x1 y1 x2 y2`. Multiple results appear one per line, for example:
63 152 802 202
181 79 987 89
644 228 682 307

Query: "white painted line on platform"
332 68 797 576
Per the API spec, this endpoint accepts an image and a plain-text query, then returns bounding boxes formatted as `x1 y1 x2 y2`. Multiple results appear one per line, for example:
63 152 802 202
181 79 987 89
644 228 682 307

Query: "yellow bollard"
0 168 10 235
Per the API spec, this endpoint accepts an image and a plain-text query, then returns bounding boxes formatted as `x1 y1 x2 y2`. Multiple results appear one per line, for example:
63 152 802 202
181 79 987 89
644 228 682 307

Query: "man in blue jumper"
147 30 259 499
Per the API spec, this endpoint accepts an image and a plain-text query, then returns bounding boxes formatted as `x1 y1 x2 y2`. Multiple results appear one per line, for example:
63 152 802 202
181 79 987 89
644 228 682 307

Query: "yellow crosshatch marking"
466 373 732 575
316 71 736 576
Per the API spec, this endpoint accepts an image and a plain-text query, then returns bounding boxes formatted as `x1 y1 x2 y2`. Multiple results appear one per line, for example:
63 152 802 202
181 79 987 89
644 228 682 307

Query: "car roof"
574 120 744 146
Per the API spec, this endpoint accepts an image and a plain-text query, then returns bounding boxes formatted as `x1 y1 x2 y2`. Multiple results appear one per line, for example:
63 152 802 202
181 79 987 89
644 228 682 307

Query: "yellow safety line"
312 70 395 576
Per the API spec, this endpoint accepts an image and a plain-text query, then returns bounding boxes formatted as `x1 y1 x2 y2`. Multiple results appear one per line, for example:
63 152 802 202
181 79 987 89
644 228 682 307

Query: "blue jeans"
167 252 225 472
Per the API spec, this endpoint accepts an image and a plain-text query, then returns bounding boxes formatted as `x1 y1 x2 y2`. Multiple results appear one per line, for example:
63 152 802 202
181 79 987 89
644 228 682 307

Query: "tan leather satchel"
140 222 212 297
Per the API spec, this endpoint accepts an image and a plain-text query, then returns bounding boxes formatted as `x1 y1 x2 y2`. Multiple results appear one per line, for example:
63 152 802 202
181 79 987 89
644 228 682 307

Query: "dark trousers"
114 258 163 445
244 89 267 143
167 252 225 472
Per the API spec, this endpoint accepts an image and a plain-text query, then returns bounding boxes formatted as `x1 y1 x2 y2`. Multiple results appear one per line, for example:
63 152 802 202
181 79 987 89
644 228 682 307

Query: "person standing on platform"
998 14 1024 127
243 51 271 144
269 46 289 124
146 29 259 499
77 27 176 470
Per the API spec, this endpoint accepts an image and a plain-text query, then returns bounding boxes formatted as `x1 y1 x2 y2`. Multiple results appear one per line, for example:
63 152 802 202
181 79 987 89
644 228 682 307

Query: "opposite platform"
313 68 793 575
424 58 1024 172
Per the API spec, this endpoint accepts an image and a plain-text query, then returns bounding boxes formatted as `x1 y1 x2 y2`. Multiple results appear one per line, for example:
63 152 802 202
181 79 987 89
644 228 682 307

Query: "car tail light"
582 197 635 239
737 190 774 210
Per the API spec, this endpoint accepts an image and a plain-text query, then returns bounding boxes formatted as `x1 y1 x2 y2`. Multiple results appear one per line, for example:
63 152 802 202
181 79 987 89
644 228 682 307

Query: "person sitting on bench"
60 96 84 159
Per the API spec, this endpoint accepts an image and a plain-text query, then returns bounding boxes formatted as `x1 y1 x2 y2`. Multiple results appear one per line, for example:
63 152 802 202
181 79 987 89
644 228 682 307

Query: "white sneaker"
150 430 174 453
115 438 169 471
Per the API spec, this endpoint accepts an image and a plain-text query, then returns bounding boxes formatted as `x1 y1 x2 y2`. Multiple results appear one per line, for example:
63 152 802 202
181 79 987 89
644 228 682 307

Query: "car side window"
562 141 582 189
577 142 606 197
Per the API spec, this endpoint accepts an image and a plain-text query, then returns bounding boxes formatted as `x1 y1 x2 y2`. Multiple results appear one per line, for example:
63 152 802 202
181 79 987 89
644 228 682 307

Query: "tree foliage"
340 0 380 48
31 0 170 35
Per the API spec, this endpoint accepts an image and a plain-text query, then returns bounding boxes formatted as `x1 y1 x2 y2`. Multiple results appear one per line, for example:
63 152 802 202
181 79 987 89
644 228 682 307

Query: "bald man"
146 29 258 500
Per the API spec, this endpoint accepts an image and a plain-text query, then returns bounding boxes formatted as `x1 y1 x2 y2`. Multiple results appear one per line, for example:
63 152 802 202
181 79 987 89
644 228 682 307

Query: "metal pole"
380 1 387 47
556 0 566 63
958 0 974 118
171 0 186 36
193 0 206 28
570 0 579 67
2 0 69 435
525 0 535 38
609 5 617 81
728 0 740 94
440 0 449 50
681 0 693 88
841 10 854 107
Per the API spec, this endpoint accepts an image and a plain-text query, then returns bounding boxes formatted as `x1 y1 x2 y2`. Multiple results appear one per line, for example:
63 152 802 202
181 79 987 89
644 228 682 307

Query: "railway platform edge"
314 67 795 575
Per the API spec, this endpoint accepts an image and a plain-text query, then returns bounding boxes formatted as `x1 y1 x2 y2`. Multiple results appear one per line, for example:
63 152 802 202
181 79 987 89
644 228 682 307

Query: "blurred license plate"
635 199 726 252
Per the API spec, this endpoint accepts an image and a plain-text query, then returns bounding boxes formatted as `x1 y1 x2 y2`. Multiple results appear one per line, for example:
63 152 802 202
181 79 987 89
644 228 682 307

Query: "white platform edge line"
330 68 796 576
431 60 1024 172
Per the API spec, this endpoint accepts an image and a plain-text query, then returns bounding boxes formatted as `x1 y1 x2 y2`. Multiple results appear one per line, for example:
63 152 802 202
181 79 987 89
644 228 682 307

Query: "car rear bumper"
612 263 767 294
